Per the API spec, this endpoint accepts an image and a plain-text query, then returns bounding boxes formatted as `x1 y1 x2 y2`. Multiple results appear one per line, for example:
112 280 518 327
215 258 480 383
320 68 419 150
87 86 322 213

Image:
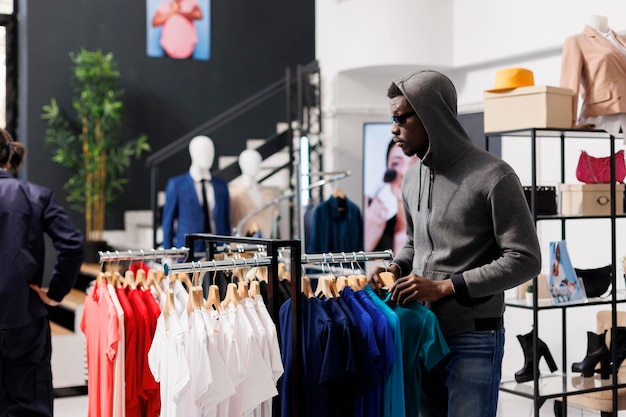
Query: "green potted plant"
42 48 150 261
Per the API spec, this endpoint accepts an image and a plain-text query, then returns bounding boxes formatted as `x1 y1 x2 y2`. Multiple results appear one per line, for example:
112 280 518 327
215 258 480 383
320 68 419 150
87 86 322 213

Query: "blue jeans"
421 328 505 417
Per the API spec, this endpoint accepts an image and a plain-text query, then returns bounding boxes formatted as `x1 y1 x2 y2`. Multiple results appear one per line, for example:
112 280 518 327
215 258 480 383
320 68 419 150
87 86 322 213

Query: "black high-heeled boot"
597 326 626 376
572 330 609 378
514 330 558 383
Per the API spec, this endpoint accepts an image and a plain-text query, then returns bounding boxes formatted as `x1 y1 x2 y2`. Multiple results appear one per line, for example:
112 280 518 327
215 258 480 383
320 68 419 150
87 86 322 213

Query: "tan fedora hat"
486 67 535 92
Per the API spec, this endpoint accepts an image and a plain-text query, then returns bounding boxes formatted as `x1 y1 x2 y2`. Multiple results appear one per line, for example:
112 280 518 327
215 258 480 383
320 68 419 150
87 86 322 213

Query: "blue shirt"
385 293 450 416
341 287 386 417
308 195 363 253
355 289 396 417
364 285 406 417
279 296 346 417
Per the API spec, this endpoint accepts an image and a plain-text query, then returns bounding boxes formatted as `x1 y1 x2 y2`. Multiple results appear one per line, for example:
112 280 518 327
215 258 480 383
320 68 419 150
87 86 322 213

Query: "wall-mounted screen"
363 123 418 256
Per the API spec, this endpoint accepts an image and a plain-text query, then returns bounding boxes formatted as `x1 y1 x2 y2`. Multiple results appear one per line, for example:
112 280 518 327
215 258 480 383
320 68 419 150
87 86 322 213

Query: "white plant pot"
525 292 534 305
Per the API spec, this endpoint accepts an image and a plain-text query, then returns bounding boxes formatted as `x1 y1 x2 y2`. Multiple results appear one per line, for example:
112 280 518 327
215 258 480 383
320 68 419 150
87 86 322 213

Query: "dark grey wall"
18 0 315 232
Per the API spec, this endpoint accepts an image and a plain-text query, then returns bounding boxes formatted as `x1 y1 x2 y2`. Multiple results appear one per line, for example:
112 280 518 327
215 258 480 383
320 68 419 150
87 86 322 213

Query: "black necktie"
200 179 211 233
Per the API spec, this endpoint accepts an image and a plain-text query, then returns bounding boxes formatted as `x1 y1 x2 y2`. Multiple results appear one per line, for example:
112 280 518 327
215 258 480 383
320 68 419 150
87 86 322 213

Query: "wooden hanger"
302 276 314 298
238 280 250 299
258 266 270 282
336 275 348 292
347 274 360 291
124 270 136 290
315 275 337 299
146 270 164 297
113 271 123 288
277 262 289 281
333 187 345 199
134 269 147 289
187 286 204 315
156 269 166 284
222 282 240 309
163 289 176 317
249 280 261 297
204 284 222 313
179 273 193 291
380 271 396 288
357 275 368 290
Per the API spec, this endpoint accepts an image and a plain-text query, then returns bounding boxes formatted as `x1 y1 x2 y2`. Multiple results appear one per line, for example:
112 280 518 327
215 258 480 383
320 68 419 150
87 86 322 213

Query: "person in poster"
549 241 586 304
364 136 418 254
147 0 210 60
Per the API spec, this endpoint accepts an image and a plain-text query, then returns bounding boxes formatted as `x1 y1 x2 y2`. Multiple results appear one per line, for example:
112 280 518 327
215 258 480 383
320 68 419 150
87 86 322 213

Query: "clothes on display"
161 136 231 253
308 191 364 253
560 16 626 135
230 183 280 238
230 149 282 238
80 274 161 417
148 286 282 417
279 280 449 417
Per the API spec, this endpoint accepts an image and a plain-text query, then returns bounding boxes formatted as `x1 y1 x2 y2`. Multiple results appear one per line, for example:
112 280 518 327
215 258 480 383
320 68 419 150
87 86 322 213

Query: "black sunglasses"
391 111 416 125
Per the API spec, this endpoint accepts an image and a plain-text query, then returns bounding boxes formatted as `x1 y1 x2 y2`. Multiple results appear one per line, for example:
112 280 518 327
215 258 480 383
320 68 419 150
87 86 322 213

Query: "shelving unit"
486 127 626 416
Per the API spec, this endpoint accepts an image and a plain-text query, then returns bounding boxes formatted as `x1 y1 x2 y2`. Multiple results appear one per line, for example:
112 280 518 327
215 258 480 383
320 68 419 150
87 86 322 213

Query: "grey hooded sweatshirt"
392 70 541 337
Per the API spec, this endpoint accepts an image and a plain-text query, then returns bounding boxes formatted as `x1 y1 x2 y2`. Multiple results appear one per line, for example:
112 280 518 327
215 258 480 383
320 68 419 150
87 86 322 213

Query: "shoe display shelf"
485 127 626 417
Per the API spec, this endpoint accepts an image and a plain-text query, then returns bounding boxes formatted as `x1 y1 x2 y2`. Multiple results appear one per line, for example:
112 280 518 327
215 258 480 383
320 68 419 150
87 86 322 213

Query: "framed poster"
548 241 587 305
362 122 418 255
146 0 211 61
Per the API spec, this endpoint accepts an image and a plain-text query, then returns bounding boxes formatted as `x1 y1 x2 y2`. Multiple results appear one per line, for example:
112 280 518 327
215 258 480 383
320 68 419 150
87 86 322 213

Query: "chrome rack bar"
163 255 272 276
300 249 393 264
98 247 189 263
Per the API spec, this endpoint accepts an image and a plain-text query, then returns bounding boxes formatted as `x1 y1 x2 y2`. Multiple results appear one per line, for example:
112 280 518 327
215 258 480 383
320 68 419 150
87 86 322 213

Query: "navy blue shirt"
308 196 363 253
280 296 346 417
0 171 84 329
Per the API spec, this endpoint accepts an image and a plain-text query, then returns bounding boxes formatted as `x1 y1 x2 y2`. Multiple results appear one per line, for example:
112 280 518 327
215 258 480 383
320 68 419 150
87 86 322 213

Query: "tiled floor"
55 392 622 416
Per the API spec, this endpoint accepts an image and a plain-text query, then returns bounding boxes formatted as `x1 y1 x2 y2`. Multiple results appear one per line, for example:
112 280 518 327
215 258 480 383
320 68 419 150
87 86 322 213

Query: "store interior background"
13 0 626 412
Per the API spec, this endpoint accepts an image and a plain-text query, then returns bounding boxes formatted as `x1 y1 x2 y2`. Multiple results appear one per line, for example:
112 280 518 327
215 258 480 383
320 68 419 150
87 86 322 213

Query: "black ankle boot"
572 330 609 378
514 330 558 383
598 326 626 376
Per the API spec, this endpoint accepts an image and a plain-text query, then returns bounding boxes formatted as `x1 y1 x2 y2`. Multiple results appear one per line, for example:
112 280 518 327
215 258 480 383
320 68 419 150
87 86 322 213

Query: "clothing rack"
98 247 189 263
301 249 393 264
163 255 272 277
183 233 304 417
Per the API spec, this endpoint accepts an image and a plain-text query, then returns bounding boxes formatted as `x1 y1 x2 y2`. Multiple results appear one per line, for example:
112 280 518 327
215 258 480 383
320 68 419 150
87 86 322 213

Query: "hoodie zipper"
423 168 435 274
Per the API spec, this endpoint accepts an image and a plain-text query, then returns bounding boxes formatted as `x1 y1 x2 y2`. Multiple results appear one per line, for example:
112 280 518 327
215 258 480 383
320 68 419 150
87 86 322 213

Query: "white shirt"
148 311 191 417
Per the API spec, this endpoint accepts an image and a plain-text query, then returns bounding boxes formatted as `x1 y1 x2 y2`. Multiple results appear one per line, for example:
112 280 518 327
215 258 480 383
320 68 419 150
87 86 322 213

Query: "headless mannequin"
229 149 279 237
188 135 216 232
189 135 215 182
162 135 231 251
560 15 626 135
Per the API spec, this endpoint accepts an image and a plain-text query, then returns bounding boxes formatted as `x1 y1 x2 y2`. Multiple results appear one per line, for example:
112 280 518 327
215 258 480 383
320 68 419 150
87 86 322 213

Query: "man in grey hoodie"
369 70 541 417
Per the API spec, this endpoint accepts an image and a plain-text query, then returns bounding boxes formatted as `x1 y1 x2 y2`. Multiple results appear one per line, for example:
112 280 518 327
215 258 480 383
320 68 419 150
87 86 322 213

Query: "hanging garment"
308 195 363 253
80 281 121 417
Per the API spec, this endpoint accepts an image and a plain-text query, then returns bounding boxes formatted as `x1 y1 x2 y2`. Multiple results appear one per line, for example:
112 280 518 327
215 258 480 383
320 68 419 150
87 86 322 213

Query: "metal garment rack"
98 247 190 263
180 235 394 417
183 233 303 417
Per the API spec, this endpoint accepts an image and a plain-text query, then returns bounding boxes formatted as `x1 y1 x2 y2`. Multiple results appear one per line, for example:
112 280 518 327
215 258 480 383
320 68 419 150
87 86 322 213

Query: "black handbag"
574 265 612 298
523 186 557 215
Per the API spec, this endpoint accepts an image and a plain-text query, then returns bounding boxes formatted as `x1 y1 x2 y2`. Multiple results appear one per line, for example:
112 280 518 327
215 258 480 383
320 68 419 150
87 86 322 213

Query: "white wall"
316 0 626 380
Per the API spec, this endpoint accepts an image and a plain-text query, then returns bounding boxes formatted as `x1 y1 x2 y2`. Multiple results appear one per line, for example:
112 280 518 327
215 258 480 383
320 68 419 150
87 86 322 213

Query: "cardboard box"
483 85 573 133
560 183 625 216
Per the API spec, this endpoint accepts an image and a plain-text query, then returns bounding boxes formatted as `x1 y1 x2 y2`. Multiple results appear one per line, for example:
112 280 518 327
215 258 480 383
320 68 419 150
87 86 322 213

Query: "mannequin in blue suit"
162 135 230 252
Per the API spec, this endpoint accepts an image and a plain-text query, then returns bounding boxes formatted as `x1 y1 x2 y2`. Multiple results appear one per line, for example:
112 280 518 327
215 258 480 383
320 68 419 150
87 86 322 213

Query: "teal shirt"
384 293 450 416
364 286 406 417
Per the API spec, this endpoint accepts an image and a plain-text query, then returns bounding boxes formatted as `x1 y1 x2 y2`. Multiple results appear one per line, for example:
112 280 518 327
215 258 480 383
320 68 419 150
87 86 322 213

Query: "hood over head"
393 70 474 171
